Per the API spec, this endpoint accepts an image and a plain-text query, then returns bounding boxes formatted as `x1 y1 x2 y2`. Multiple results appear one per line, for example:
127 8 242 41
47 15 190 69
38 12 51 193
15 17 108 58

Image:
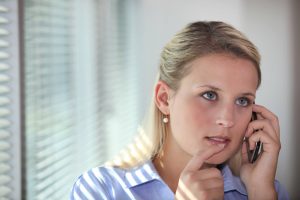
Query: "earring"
163 116 169 123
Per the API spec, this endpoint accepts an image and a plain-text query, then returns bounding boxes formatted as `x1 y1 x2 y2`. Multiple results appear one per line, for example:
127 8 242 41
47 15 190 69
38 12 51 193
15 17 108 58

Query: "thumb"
184 144 225 172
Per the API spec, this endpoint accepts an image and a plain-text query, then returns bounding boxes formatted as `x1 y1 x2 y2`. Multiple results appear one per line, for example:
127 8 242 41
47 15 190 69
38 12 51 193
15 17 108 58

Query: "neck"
153 151 185 193
153 136 218 193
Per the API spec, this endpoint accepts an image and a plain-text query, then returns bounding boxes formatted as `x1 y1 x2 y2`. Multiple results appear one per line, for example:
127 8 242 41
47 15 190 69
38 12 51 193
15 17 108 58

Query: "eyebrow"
192 84 256 98
193 84 221 91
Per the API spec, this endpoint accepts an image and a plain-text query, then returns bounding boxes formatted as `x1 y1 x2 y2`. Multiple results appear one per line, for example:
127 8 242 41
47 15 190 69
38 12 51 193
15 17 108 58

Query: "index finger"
252 104 280 136
183 145 225 172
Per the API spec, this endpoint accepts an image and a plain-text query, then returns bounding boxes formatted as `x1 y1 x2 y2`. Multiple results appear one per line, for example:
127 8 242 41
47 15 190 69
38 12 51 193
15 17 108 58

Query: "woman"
70 21 289 200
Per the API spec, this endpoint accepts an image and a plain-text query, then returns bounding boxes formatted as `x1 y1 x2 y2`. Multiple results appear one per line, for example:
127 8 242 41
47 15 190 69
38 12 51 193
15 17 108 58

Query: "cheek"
176 98 212 124
171 99 216 137
190 102 214 125
234 111 252 138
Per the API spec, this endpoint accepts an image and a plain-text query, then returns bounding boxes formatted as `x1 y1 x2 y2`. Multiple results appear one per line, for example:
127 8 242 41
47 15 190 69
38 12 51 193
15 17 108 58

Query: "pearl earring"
163 116 169 123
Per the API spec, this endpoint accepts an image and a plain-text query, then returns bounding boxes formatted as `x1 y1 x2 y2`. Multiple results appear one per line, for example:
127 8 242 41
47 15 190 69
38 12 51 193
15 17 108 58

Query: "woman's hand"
175 145 225 200
241 104 281 200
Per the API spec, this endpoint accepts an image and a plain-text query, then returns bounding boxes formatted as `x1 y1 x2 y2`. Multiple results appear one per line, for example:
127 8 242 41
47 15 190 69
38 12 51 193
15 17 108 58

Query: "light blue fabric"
70 161 289 200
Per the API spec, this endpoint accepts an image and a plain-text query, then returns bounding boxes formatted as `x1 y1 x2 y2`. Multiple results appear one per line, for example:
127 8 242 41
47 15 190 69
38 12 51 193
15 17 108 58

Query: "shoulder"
69 165 128 200
222 165 290 200
69 161 159 200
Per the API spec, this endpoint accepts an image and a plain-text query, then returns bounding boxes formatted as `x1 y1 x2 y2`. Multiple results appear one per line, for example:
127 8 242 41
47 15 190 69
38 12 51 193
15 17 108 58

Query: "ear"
154 81 172 115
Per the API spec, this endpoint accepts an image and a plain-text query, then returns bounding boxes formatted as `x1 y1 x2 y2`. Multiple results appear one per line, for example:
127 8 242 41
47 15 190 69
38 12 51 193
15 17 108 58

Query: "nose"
216 119 234 128
215 104 235 128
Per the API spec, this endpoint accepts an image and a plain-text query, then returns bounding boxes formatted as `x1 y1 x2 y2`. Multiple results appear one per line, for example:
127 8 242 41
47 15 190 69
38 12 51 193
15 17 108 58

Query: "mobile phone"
245 112 263 163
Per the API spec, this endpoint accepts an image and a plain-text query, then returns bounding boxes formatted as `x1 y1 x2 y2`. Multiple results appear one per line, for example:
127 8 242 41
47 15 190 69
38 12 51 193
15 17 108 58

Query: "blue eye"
236 97 250 107
202 91 217 101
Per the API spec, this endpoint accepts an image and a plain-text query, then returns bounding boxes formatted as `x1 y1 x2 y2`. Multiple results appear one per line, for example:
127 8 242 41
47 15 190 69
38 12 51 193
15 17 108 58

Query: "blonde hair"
109 21 261 175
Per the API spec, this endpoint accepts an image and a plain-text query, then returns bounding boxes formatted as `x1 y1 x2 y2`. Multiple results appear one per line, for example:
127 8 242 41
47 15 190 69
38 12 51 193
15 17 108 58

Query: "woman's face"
167 53 258 164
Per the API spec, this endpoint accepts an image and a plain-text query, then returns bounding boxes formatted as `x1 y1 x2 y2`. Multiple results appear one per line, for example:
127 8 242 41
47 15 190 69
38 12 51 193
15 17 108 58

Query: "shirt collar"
124 160 247 196
221 165 247 196
124 161 161 188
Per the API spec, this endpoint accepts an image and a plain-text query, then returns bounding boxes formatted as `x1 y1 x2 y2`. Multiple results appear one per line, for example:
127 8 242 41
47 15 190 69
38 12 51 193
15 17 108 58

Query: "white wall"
241 1 298 198
138 0 299 198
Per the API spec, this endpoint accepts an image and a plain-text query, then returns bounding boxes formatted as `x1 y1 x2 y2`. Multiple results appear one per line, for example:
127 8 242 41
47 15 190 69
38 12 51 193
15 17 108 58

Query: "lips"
205 136 230 147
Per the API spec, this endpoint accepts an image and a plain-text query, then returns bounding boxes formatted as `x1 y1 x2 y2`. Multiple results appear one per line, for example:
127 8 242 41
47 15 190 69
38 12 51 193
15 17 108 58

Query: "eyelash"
236 97 251 107
201 91 217 101
201 91 252 107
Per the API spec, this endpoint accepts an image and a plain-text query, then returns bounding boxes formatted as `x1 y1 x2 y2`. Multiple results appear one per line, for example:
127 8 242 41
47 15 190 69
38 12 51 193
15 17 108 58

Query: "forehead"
180 54 259 92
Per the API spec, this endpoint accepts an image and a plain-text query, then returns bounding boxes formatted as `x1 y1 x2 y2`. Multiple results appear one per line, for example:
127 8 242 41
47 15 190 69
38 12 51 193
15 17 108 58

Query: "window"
0 0 142 199
0 1 21 199
24 0 140 199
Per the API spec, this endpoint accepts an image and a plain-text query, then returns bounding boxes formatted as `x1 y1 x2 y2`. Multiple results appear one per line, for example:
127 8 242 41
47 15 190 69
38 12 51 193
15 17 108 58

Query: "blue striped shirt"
70 161 289 200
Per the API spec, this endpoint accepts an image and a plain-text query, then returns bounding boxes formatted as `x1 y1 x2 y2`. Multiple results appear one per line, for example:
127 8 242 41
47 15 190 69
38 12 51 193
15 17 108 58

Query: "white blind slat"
25 0 77 199
0 2 11 197
25 0 139 199
0 1 21 199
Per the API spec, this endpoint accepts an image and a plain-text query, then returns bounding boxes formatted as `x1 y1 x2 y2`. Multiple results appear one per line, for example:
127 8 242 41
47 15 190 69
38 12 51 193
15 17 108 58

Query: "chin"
205 155 229 165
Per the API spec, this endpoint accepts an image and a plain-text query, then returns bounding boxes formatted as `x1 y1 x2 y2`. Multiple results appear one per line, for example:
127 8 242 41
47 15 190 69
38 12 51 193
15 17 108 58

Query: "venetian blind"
0 0 21 200
24 0 140 199
71 0 107 174
24 0 76 199
97 0 140 162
